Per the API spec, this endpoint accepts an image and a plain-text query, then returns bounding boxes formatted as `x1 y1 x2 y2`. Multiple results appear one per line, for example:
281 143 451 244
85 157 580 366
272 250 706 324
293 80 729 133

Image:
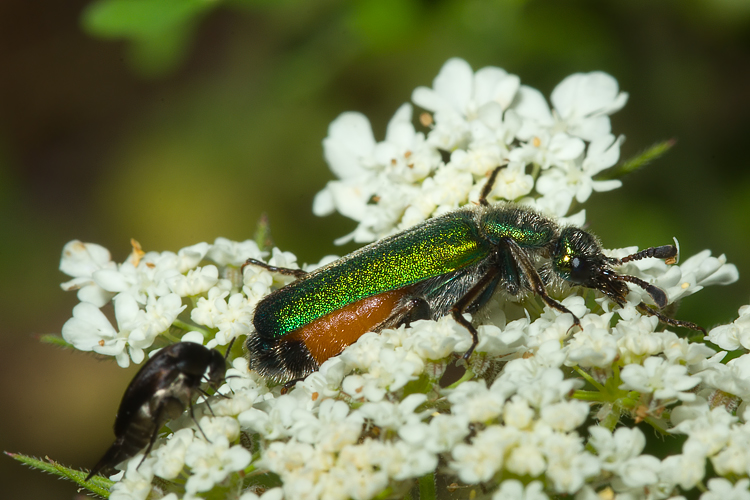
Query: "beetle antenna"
618 245 677 264
614 274 668 308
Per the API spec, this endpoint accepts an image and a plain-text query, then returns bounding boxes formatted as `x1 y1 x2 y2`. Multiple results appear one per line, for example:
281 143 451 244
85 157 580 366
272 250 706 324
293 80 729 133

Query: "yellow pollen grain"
681 282 690 289
532 136 542 147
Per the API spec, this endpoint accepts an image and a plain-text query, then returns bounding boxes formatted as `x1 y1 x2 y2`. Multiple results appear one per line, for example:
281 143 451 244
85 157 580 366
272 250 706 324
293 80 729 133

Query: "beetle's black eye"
568 255 592 284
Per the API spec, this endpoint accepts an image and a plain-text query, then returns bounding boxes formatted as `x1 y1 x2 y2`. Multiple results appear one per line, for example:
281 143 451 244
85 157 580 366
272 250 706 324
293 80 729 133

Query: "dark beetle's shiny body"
86 342 225 481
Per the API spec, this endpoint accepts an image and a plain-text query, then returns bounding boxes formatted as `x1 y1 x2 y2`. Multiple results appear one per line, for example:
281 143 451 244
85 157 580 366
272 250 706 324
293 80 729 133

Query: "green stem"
572 390 606 402
418 473 437 500
162 330 182 343
572 366 606 392
173 319 210 338
600 404 620 431
529 163 541 183
643 415 670 435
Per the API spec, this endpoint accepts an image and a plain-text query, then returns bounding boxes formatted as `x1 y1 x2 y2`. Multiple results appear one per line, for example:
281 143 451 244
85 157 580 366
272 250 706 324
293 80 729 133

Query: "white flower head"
59 240 117 307
412 58 521 149
701 478 750 500
207 237 265 267
707 304 750 351
166 265 219 297
620 356 700 402
493 480 549 500
61 293 149 367
550 71 628 140
184 434 251 494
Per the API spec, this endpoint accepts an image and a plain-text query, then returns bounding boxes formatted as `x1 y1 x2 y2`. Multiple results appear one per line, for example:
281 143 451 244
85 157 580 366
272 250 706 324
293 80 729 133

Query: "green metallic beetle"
244 167 701 382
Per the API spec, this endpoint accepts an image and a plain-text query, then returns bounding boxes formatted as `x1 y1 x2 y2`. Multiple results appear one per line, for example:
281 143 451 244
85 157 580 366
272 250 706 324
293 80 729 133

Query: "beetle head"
552 227 669 308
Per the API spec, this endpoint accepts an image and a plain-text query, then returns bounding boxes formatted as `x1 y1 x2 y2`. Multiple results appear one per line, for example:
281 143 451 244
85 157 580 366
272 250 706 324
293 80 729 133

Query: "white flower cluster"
60 239 298 367
314 58 626 244
55 59 750 500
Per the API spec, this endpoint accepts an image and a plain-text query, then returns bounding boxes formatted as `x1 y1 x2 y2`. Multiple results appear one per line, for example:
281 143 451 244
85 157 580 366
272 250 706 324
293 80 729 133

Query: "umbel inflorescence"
48 58 749 500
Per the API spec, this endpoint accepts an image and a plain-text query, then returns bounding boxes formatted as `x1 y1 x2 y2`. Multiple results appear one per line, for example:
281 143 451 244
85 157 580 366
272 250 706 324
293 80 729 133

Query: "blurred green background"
2 0 749 498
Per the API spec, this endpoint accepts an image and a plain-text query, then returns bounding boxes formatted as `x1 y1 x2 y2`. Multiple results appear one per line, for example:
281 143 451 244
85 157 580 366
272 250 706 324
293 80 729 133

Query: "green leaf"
81 0 218 77
5 452 112 498
82 0 213 39
594 139 676 180
348 0 421 51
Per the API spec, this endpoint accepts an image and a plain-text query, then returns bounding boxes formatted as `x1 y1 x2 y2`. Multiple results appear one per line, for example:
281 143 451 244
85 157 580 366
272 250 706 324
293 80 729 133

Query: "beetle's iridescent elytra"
245 167 702 382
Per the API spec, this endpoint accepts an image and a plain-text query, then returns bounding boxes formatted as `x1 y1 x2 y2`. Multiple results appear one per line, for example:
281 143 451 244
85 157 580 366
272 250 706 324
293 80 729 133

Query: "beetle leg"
374 295 431 331
479 165 507 206
187 397 211 442
241 258 308 278
401 297 432 327
136 417 164 470
450 268 503 360
636 302 706 334
280 379 301 394
504 238 582 329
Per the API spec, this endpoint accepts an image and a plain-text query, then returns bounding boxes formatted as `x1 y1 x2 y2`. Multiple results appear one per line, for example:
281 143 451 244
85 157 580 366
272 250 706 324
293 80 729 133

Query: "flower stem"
572 390 606 402
418 472 437 500
173 319 210 338
573 366 606 392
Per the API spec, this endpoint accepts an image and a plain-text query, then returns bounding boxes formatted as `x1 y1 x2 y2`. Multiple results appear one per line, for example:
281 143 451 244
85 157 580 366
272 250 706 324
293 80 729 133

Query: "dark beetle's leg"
636 302 706 334
504 238 582 329
450 268 503 360
479 165 507 206
136 421 163 470
241 258 308 278
186 398 211 442
200 387 231 400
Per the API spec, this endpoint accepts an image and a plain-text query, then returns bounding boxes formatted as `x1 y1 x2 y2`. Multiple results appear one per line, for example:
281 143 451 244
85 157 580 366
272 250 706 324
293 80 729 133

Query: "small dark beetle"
245 167 702 383
86 342 226 481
